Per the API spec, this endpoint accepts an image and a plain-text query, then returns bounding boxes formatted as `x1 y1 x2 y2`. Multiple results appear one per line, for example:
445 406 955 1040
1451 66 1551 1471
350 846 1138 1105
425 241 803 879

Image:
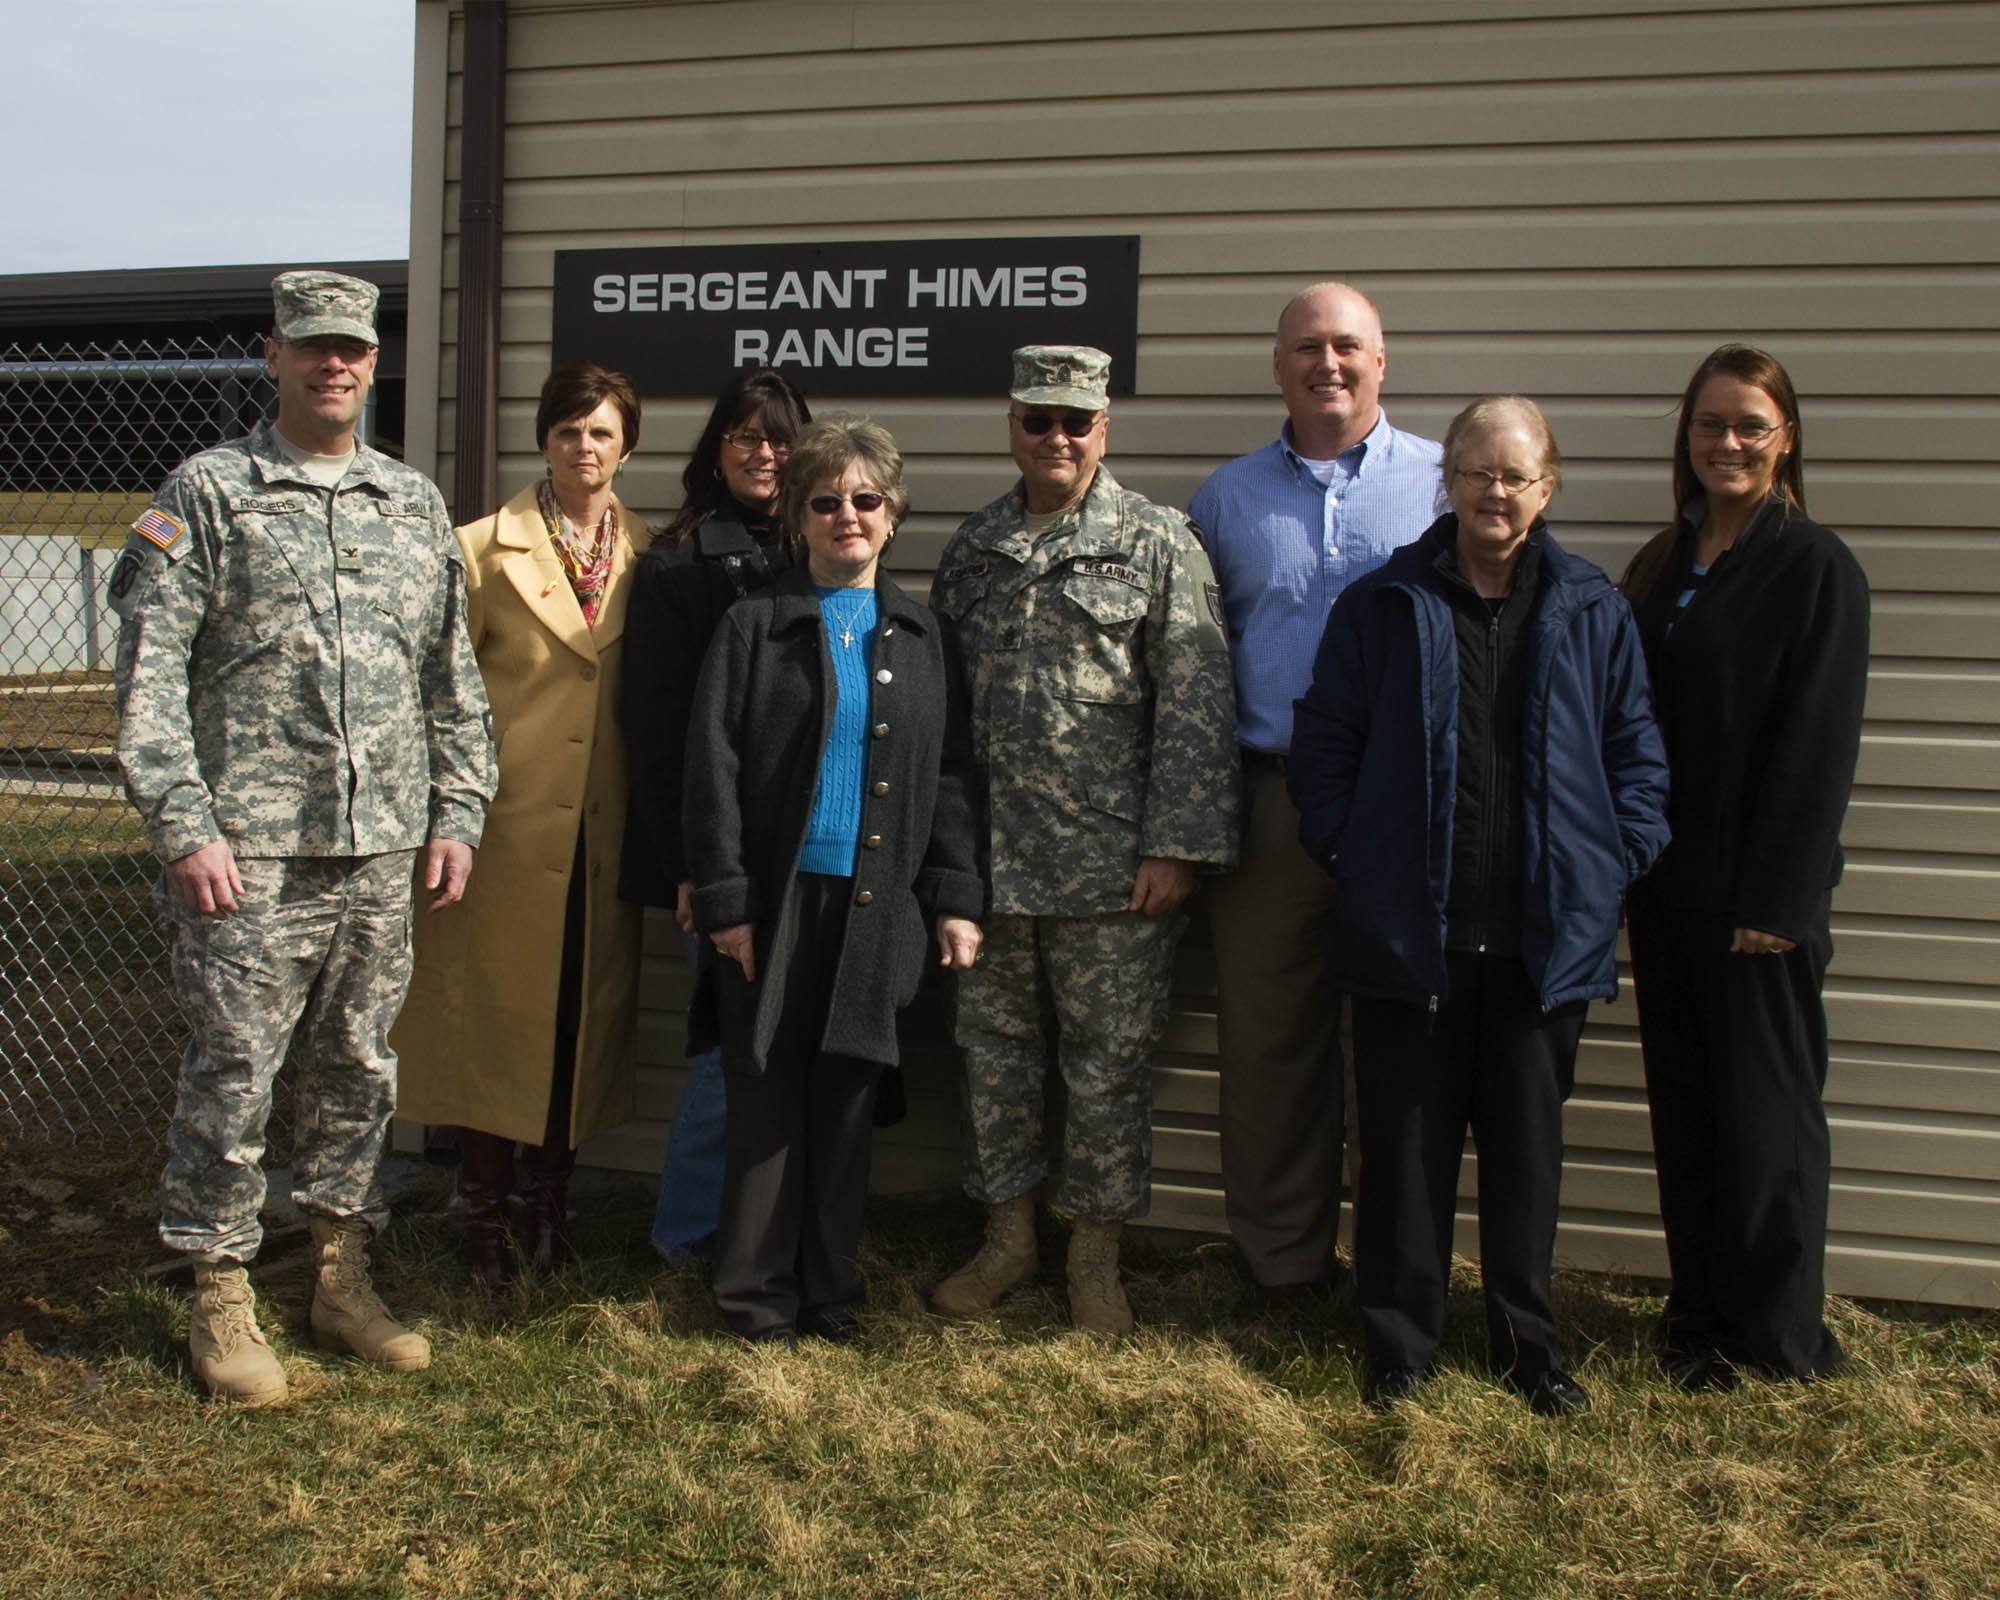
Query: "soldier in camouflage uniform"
928 346 1239 1334
110 270 496 1404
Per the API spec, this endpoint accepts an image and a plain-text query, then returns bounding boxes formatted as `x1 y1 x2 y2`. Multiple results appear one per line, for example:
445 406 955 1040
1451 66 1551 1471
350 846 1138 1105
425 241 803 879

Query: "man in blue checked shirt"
1188 282 1443 1312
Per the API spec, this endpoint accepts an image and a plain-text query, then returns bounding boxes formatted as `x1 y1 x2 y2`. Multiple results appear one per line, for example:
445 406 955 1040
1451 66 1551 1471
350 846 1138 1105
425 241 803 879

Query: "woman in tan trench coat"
395 363 645 1289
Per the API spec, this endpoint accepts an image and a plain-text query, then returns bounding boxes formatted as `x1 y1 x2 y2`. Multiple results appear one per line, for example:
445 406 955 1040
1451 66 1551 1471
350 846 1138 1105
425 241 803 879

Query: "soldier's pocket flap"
1060 568 1148 627
1084 775 1144 825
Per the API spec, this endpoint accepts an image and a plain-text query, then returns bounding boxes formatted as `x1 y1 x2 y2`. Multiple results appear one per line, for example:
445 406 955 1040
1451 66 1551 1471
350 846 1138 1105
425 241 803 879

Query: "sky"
0 0 416 277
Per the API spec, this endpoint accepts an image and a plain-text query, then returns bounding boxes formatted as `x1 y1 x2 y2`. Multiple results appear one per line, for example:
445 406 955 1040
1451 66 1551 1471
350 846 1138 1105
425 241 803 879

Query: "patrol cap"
1009 345 1111 410
271 270 380 345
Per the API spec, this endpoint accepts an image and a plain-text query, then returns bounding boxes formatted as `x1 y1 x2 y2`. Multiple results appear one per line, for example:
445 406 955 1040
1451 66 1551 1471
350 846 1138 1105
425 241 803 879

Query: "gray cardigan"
684 565 984 1072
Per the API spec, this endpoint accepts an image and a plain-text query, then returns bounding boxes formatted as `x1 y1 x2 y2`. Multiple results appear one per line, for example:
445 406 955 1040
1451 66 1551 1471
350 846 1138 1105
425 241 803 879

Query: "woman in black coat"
1622 345 1870 1387
684 416 984 1345
619 370 810 1262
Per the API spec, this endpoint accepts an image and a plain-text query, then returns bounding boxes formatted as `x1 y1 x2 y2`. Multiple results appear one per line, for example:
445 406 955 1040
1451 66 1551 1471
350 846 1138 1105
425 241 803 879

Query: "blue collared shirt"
1190 411 1443 752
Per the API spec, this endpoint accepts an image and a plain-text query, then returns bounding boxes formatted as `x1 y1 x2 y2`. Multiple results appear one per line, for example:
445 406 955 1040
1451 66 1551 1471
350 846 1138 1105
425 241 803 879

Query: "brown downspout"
452 0 507 521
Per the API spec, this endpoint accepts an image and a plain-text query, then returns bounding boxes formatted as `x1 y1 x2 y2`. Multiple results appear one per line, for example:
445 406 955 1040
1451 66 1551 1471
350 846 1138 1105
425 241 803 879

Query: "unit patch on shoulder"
108 549 146 601
132 506 185 551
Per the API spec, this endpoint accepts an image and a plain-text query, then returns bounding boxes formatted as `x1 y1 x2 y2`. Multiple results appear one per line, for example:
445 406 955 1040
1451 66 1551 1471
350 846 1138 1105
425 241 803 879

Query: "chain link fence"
1 335 275 1140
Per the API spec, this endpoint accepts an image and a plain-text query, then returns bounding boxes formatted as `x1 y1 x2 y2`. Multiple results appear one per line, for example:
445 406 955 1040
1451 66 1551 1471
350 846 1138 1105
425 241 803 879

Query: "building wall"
408 0 2000 1306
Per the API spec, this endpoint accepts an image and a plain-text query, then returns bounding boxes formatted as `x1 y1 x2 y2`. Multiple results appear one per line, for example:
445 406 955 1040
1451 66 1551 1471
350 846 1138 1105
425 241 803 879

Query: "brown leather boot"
520 1139 576 1278
457 1128 517 1294
309 1217 431 1371
188 1261 287 1406
930 1193 1038 1318
1067 1217 1132 1337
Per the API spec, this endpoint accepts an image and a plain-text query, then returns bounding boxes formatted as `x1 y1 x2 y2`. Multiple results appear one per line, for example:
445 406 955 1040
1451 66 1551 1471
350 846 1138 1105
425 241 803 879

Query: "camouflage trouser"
951 909 1187 1222
156 851 417 1262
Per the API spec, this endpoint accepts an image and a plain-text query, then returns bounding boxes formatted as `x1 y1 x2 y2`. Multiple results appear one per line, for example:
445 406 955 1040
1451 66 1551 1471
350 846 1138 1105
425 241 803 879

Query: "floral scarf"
537 477 619 628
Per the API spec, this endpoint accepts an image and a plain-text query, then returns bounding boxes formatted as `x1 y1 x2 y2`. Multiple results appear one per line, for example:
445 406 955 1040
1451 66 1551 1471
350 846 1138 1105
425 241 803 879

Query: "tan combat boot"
308 1216 432 1372
1066 1217 1133 1337
930 1193 1038 1318
188 1261 288 1406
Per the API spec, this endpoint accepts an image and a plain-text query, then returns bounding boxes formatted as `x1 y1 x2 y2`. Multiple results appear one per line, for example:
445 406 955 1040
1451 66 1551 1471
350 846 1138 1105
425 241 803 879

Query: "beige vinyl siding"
409 0 2000 1306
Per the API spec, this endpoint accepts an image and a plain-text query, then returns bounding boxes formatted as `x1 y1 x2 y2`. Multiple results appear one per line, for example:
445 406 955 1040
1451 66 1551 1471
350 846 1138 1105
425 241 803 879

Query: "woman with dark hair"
619 370 811 1261
1622 345 1870 1387
396 362 647 1288
684 417 983 1345
1290 396 1669 1415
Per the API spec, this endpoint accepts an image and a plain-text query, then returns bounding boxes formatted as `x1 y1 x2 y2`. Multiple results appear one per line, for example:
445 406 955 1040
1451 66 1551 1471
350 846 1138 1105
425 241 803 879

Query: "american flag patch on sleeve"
133 507 185 551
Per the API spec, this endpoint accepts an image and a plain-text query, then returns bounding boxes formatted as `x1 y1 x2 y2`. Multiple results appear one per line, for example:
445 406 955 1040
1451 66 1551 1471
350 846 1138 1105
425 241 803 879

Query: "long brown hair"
1625 343 1807 606
1670 343 1806 520
659 369 811 548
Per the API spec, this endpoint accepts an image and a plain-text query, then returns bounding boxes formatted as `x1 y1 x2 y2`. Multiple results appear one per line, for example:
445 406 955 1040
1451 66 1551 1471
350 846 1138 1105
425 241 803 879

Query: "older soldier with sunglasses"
929 346 1239 1335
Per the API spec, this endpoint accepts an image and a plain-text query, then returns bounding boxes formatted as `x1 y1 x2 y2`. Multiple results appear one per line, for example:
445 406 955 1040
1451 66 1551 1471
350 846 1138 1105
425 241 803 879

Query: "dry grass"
2 1137 1997 1600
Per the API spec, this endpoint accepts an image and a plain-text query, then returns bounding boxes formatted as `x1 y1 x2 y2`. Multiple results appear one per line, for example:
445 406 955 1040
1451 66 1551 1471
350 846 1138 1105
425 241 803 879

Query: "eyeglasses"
1453 468 1548 495
1012 409 1101 438
724 429 791 457
807 491 887 516
1689 416 1784 443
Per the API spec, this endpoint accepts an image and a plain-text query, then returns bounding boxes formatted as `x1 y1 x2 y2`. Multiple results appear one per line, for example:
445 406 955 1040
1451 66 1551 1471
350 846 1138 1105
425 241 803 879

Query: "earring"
615 462 625 479
544 463 552 478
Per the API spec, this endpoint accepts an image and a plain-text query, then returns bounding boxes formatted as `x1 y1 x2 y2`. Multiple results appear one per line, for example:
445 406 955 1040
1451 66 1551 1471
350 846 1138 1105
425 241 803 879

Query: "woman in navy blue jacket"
1289 396 1669 1415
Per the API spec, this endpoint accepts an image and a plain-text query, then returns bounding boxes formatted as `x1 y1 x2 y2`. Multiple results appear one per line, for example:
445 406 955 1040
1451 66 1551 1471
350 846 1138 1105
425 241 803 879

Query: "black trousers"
1351 953 1586 1379
1628 893 1842 1379
712 873 883 1339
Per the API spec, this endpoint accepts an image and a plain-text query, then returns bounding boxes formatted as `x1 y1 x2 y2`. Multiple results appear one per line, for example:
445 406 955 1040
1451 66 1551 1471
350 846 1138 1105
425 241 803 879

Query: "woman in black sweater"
1622 345 1870 1387
620 370 810 1261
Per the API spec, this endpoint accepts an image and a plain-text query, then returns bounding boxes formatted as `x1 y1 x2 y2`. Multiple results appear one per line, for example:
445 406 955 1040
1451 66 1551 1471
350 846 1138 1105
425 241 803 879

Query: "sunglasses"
808 491 887 516
1014 409 1101 437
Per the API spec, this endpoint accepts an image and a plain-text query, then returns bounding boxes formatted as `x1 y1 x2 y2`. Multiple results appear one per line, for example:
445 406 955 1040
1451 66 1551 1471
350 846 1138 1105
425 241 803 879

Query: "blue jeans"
651 928 726 1260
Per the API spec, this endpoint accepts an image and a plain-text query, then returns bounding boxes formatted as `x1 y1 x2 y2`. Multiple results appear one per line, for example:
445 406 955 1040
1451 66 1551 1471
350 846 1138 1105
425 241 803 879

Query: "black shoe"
1254 1274 1340 1316
1363 1364 1428 1411
741 1325 798 1352
801 1310 862 1346
1665 1350 1740 1393
1512 1367 1592 1417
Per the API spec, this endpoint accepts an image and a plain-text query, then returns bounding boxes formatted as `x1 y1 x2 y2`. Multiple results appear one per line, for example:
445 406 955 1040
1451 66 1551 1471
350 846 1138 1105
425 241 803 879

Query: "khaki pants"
1205 759 1347 1287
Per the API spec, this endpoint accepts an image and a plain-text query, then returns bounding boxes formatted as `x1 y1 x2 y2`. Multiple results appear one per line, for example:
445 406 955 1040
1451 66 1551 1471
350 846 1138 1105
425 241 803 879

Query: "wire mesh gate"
1 335 275 1139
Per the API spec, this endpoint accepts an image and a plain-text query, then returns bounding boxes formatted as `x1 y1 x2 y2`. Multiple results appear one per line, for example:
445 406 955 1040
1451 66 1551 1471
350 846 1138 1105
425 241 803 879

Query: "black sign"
551 236 1140 399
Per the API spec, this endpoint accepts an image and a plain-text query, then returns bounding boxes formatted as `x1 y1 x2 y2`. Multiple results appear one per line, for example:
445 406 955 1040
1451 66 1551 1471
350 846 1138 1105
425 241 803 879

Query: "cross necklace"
825 592 870 649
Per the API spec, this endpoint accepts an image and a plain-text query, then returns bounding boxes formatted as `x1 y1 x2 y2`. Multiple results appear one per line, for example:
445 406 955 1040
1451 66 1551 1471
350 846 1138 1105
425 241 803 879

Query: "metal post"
452 0 507 523
79 545 100 671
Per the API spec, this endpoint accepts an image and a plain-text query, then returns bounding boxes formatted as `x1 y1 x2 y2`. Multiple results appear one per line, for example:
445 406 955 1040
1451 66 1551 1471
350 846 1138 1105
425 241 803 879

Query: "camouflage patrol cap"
271 270 380 345
1009 345 1112 410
